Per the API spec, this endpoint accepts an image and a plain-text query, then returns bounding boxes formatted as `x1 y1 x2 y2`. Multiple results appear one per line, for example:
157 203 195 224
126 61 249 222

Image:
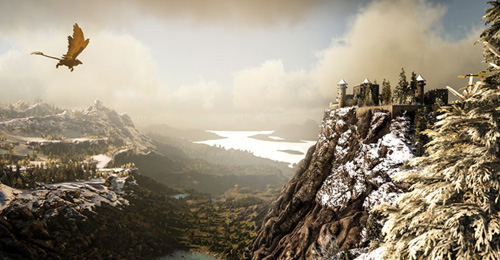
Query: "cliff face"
250 107 415 260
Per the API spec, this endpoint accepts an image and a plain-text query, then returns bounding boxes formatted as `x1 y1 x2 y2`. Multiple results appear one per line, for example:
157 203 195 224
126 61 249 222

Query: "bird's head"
76 59 83 65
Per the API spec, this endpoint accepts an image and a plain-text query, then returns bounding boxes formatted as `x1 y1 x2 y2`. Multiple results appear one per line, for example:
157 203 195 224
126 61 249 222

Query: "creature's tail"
31 51 61 61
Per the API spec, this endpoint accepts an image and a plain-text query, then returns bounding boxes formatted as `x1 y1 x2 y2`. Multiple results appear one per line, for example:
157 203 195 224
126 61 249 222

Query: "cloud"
229 0 487 128
232 60 325 111
313 0 485 100
0 30 161 113
0 50 47 101
0 0 489 130
169 80 230 112
0 0 328 32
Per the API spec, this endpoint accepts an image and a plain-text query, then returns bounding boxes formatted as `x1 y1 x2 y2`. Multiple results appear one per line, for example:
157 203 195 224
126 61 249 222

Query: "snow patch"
0 184 22 211
381 133 414 164
92 154 112 169
316 112 414 211
363 182 402 211
354 247 385 260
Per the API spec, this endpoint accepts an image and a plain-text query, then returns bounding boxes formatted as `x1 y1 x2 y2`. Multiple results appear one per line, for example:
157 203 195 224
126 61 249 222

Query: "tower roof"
338 79 348 85
417 74 426 82
362 78 371 84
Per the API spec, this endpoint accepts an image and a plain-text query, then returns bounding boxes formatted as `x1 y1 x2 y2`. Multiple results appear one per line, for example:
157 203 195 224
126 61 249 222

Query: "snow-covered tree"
481 0 500 70
376 17 500 260
375 3 500 259
377 78 500 260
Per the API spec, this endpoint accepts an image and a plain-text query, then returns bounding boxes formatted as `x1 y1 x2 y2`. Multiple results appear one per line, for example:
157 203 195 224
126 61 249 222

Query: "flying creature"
31 23 89 72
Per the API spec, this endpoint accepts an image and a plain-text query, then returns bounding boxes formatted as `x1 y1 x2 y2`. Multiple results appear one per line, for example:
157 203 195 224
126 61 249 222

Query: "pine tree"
381 79 392 105
407 71 417 104
375 4 500 258
413 107 431 156
481 1 500 70
393 67 408 104
377 76 500 259
376 4 500 255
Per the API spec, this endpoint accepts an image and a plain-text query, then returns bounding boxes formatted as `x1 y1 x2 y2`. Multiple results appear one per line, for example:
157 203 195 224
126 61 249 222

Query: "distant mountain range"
0 100 294 195
0 99 155 160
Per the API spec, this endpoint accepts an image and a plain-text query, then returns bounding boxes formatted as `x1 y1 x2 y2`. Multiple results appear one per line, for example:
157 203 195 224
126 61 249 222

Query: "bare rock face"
250 107 414 260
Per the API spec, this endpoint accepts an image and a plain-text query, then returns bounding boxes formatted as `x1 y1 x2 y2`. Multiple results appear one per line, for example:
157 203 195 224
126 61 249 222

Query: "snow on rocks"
353 247 386 260
316 109 414 211
329 246 386 260
1 176 131 220
362 182 402 211
0 184 23 211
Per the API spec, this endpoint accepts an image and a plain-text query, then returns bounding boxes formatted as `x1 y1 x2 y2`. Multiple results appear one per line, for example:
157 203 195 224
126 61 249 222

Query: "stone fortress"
330 75 448 118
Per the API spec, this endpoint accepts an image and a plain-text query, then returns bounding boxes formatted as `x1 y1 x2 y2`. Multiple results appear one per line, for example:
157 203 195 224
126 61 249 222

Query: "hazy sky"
0 0 490 129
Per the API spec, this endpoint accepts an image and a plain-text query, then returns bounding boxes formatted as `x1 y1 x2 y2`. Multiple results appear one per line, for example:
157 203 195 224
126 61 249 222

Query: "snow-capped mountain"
0 100 155 156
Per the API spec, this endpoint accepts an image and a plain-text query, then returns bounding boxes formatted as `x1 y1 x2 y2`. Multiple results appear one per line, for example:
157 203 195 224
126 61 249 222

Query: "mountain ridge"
0 99 155 158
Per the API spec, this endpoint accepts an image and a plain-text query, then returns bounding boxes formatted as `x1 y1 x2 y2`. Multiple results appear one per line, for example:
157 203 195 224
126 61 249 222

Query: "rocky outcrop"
250 107 415 260
0 173 188 259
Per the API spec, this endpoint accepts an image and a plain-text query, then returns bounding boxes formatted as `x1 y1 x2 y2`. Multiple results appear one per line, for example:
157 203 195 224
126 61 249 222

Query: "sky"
0 0 491 130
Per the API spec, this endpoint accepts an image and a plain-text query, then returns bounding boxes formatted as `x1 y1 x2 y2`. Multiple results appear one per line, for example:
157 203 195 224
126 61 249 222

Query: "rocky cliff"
250 107 415 260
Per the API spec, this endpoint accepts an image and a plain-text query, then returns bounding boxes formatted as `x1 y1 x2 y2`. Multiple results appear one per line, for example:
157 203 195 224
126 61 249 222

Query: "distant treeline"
0 161 133 189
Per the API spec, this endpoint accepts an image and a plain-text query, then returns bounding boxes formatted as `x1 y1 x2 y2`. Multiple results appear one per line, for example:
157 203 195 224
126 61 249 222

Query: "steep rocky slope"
250 107 415 259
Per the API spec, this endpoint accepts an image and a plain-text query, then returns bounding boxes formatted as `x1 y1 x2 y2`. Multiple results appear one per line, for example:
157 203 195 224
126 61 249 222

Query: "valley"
0 100 295 259
1 1 496 259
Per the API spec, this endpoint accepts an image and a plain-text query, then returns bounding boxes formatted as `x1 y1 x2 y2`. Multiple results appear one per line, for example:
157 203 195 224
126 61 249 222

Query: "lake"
159 251 218 260
195 130 316 167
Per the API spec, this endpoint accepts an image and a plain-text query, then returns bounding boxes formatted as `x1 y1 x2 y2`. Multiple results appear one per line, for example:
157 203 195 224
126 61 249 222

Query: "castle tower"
337 79 347 108
416 74 426 104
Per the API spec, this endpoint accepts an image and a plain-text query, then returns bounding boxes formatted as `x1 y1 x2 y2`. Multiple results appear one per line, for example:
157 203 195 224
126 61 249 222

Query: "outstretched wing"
63 23 90 60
